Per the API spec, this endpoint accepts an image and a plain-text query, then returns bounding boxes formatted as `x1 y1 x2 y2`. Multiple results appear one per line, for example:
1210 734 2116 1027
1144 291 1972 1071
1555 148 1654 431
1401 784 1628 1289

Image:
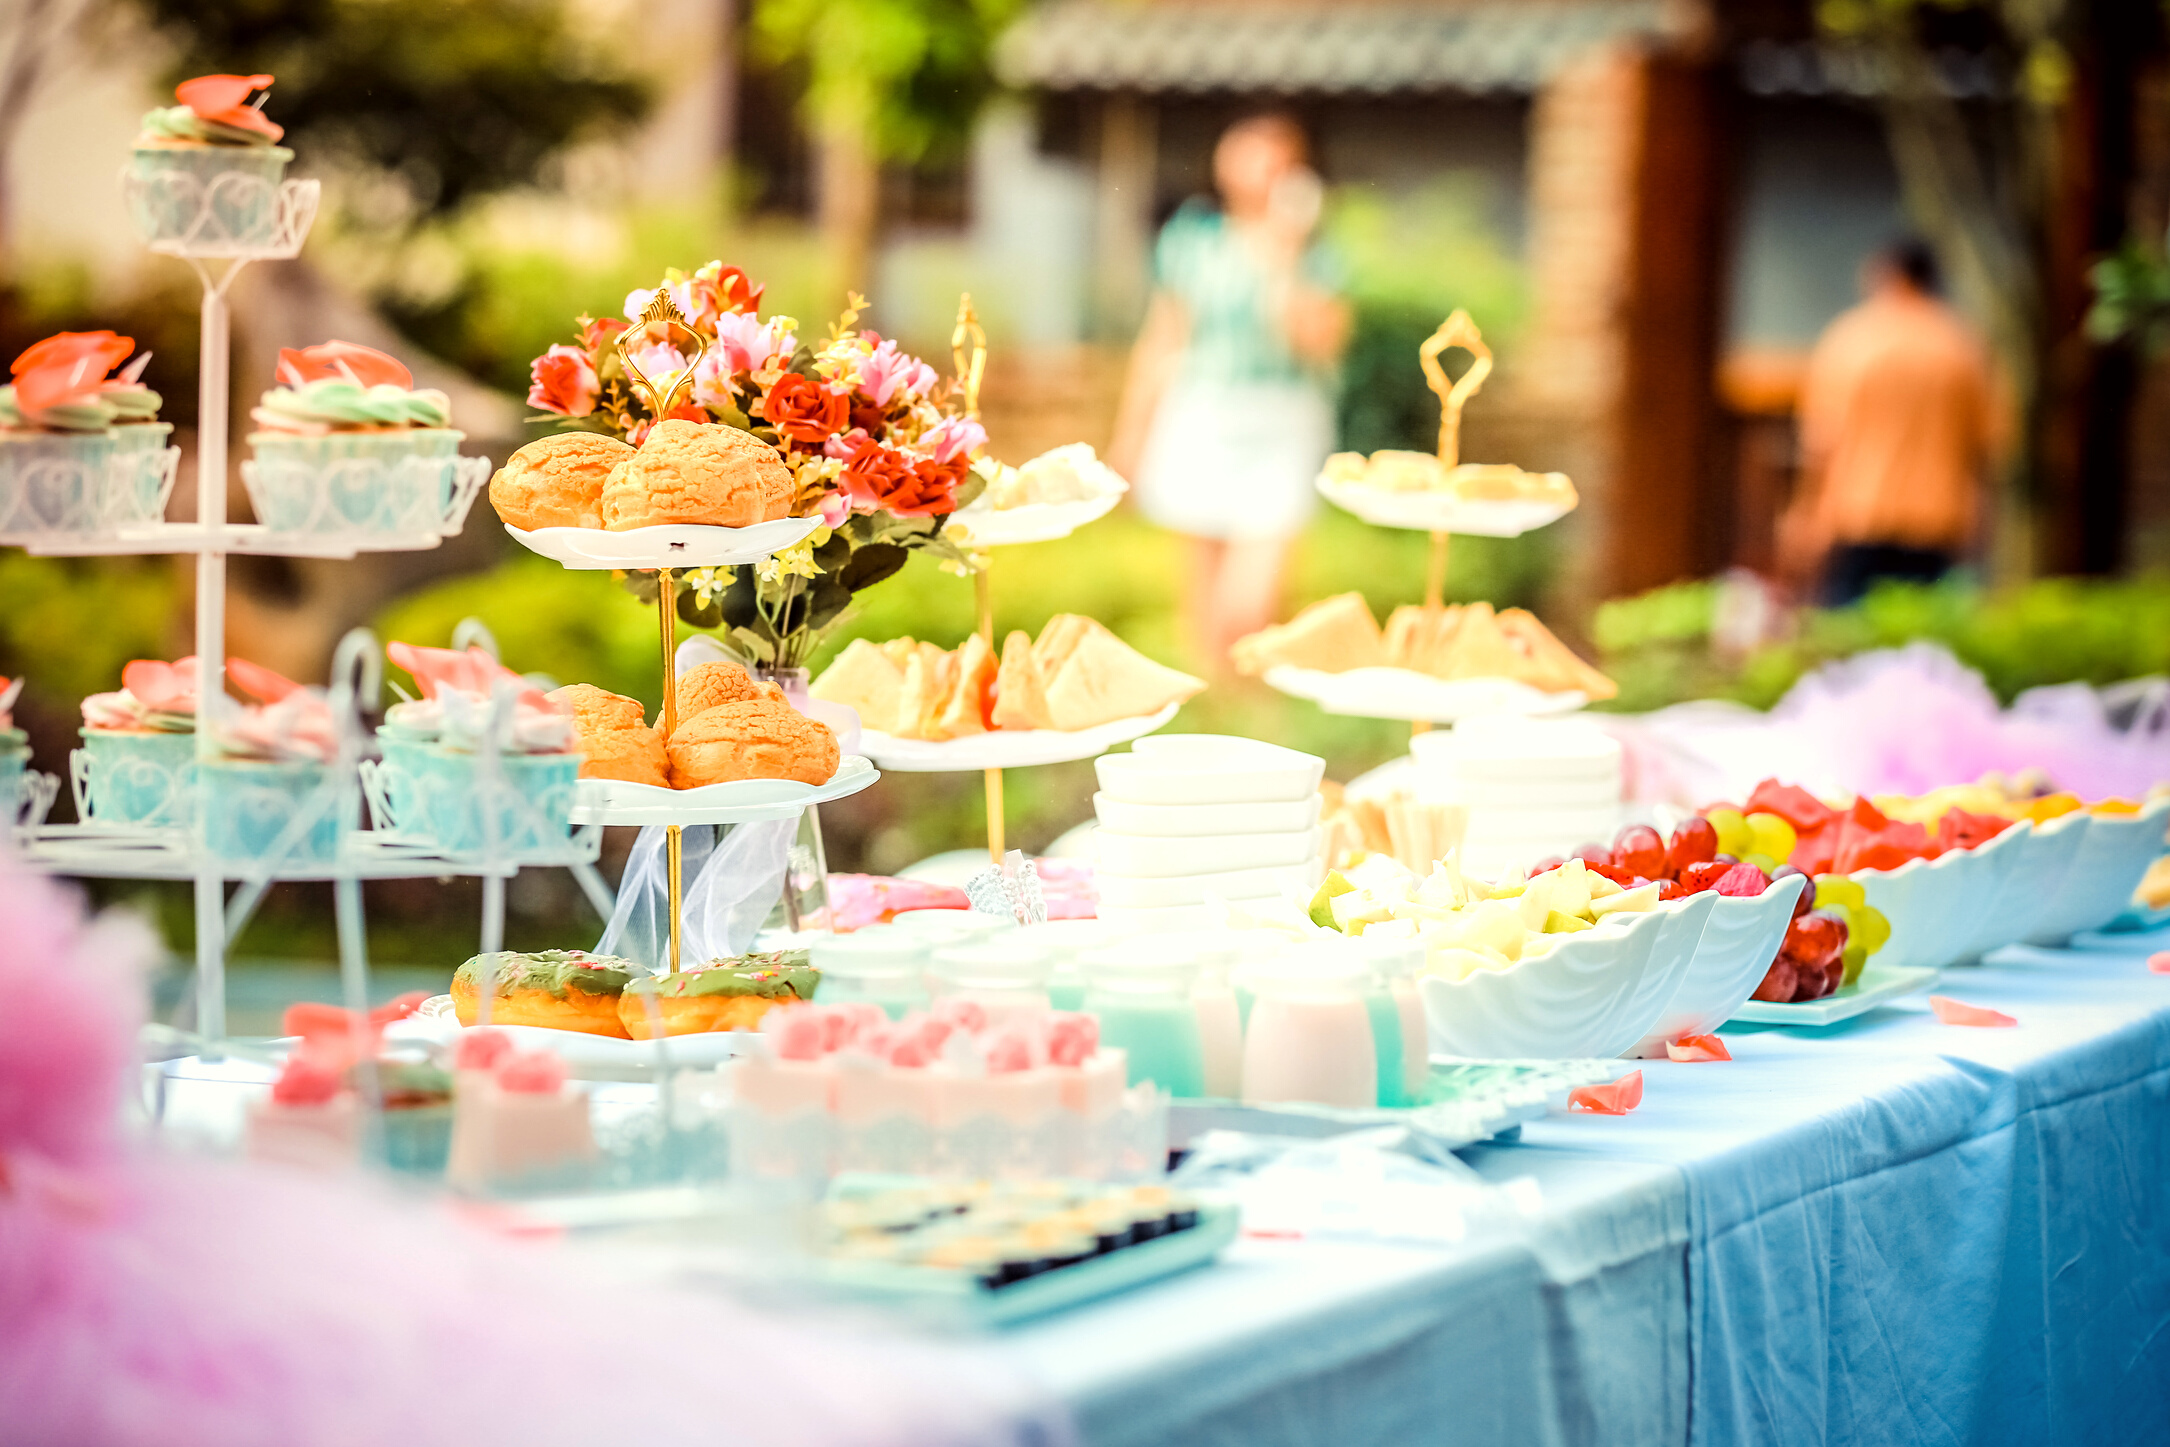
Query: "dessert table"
999 928 2170 1447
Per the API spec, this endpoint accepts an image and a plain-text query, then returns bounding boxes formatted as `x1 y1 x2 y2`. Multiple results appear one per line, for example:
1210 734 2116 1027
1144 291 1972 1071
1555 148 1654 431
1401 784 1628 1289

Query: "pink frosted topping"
764 1005 827 1061
455 1028 515 1072
496 1050 569 1094
913 1015 956 1056
932 997 988 1034
887 1030 933 1069
1044 1013 1099 1067
983 1028 1036 1075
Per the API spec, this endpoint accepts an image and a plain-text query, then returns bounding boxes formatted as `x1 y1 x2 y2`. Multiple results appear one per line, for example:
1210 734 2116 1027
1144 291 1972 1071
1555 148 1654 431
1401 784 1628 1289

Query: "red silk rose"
837 439 958 518
688 262 764 321
761 374 847 444
580 315 627 359
528 344 599 417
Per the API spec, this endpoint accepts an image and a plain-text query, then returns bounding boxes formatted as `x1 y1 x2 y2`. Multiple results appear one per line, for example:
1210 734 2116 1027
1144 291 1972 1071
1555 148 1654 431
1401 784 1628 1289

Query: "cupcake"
371 640 580 856
126 74 294 251
201 680 350 867
0 331 133 535
101 354 174 525
244 341 463 535
77 656 198 827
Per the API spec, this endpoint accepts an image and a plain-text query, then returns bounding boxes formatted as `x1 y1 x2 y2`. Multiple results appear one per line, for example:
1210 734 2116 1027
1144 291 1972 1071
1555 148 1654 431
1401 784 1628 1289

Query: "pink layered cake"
445 1030 596 1189
733 999 1127 1129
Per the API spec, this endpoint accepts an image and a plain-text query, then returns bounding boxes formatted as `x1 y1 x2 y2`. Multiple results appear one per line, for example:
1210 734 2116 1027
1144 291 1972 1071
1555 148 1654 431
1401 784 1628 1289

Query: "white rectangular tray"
1729 964 1938 1027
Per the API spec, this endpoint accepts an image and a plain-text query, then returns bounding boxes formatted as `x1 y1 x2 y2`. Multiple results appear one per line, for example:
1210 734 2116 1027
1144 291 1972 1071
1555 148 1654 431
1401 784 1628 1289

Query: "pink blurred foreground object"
2148 952 2170 975
1666 1035 1732 1063
1569 1070 1644 1115
0 853 1061 1447
1930 994 2018 1027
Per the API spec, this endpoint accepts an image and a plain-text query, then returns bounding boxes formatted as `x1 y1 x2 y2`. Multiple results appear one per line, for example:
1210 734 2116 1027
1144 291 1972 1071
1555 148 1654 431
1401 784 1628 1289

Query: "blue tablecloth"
1006 930 2170 1447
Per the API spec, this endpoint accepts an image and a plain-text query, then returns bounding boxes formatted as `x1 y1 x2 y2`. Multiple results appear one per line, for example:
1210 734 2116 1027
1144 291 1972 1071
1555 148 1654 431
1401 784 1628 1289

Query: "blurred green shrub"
1595 574 2170 712
1326 177 1529 458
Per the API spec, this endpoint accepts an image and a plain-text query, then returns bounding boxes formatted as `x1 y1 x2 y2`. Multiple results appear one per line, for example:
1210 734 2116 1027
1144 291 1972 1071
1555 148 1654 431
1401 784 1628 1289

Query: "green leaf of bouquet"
840 541 910 592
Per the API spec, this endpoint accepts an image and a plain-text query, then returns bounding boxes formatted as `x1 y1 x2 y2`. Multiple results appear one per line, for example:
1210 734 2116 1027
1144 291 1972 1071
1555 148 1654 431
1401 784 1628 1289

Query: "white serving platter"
506 516 823 570
1315 478 1576 537
1728 963 1939 1027
387 1006 752 1080
568 753 878 825
1263 664 1586 723
858 702 1179 772
946 490 1123 548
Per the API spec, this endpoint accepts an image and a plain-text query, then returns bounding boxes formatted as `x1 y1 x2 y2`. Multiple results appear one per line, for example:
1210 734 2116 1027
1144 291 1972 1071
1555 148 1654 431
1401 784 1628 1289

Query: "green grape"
1746 812 1798 862
1743 851 1780 874
1707 807 1752 857
1840 941 1868 987
1853 904 1892 954
1815 875 1867 911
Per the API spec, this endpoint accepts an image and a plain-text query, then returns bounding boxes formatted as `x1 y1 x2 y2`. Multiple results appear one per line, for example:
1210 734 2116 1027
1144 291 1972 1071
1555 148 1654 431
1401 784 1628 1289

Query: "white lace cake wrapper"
725 1087 1168 1185
597 818 796 970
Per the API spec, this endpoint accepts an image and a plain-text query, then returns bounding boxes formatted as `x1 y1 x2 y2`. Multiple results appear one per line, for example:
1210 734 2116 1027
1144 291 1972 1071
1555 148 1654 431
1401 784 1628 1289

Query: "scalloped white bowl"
1420 893 1714 1060
1634 873 1805 1055
2024 798 2170 946
1938 817 2053 962
1856 841 1986 973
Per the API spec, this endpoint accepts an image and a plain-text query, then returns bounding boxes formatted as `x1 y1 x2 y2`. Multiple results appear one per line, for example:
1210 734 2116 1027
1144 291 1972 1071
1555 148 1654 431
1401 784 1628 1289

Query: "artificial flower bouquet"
526 264 985 668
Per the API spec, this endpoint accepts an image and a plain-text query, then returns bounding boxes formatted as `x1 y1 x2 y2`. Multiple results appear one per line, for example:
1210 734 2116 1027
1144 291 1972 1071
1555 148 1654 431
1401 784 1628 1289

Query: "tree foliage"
129 0 651 219
748 0 1020 163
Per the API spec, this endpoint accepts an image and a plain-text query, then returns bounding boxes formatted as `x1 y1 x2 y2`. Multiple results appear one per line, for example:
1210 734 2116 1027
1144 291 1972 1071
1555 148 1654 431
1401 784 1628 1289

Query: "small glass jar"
1239 950 1377 1110
1081 947 1206 1099
811 928 932 1020
928 938 1052 1026
1015 918 1120 1010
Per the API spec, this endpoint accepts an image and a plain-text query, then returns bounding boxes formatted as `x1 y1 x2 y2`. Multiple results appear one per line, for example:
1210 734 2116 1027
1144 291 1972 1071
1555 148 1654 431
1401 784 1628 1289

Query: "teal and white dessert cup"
77 729 197 827
246 429 464 535
200 757 354 867
373 732 578 856
126 145 294 250
0 430 116 536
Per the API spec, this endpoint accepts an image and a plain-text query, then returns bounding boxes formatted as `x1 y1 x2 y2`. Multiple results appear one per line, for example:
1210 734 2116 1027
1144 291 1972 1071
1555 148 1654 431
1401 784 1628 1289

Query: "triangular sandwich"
1042 630 1206 732
991 630 1055 731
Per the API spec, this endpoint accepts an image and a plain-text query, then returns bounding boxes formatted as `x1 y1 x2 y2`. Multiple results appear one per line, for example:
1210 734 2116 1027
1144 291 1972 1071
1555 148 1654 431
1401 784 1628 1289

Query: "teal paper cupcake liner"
126 145 294 250
245 430 465 535
371 736 578 856
0 747 26 823
199 758 355 867
75 729 197 827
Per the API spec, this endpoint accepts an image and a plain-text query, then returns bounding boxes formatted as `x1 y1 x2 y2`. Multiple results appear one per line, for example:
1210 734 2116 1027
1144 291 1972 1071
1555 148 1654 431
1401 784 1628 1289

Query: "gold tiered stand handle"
614 288 713 972
950 293 1007 863
1419 308 1492 474
1415 309 1492 611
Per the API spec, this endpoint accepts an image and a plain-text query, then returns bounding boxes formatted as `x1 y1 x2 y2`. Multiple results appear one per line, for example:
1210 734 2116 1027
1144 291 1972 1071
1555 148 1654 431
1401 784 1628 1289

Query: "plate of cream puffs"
492 423 823 569
552 660 878 825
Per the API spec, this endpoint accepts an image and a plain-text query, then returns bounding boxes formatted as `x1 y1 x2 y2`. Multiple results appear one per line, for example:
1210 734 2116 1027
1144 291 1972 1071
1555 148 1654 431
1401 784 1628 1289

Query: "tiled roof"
995 1 1675 95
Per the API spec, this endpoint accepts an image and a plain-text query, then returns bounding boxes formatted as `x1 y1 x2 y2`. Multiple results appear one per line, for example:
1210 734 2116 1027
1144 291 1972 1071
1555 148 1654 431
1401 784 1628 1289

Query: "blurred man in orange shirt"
1780 239 2003 605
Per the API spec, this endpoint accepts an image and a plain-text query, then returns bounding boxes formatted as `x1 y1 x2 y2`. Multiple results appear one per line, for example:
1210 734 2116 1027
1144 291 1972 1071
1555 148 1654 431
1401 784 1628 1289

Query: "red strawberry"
1713 862 1771 897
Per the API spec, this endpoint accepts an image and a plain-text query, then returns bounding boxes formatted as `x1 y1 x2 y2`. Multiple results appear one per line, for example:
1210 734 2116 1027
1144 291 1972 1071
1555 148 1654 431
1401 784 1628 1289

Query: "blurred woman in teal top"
1108 113 1350 670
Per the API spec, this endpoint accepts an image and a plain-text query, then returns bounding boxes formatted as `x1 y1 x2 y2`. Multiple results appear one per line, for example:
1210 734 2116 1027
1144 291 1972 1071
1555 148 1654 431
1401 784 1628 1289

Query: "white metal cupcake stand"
3 170 859 1043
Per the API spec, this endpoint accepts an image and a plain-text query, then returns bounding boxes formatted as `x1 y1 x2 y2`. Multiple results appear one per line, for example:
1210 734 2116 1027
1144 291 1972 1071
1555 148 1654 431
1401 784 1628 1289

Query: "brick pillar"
1523 41 1724 611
